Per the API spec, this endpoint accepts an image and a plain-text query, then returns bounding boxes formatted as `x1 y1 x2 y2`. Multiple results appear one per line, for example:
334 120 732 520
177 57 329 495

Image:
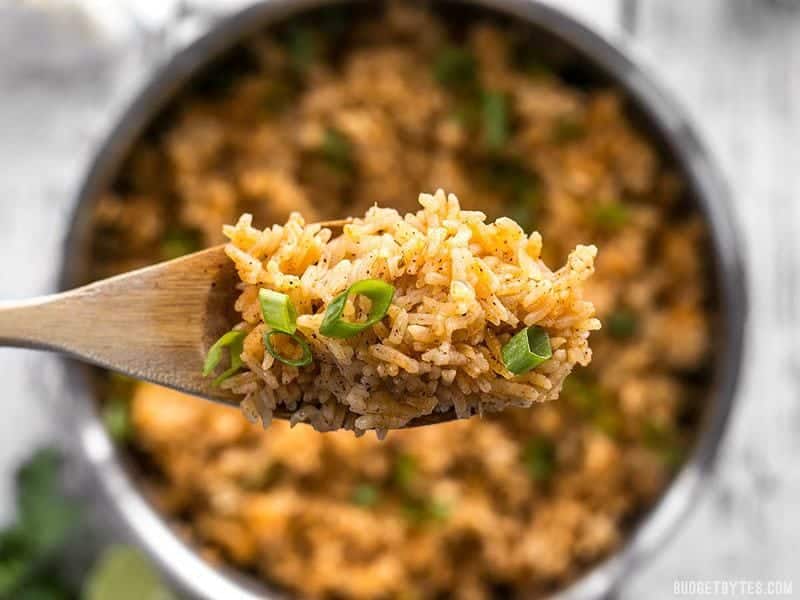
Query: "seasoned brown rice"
221 190 599 434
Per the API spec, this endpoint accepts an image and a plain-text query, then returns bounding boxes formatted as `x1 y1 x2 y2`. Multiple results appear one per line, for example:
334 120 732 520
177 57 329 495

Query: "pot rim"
61 2 747 599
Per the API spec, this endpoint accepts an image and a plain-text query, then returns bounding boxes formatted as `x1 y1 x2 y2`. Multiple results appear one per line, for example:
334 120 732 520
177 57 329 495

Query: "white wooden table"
0 1 796 597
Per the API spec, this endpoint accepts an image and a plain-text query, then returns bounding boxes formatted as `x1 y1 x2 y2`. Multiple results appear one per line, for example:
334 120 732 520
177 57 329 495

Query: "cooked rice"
222 190 599 433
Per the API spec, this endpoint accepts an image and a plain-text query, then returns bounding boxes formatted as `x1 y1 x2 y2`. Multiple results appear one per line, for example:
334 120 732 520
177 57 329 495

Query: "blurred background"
0 0 797 598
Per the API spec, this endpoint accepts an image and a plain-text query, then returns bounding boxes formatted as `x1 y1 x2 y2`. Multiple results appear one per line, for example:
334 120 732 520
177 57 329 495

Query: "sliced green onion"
321 127 354 174
591 202 629 230
427 499 451 522
403 497 451 525
482 91 509 150
264 330 312 367
286 26 317 73
259 289 297 334
593 410 622 439
522 437 556 481
203 330 246 386
393 453 417 489
161 227 202 261
402 499 426 523
642 420 685 468
501 326 552 375
259 289 311 367
563 375 601 416
351 484 379 507
606 309 637 339
434 47 477 89
320 279 395 339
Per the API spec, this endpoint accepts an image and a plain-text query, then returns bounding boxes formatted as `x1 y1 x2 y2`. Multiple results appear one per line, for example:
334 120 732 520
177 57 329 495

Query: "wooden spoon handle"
0 276 196 372
0 294 85 351
0 247 239 405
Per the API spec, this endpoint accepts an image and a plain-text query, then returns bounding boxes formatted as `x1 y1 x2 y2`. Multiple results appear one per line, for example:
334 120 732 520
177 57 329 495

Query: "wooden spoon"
0 220 454 428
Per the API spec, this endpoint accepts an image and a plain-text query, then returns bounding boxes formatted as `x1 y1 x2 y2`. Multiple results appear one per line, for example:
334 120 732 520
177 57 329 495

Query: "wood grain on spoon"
0 245 240 405
0 219 454 428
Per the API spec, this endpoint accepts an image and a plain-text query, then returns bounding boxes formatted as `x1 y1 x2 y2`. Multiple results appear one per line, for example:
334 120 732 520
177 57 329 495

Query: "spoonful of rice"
0 190 599 436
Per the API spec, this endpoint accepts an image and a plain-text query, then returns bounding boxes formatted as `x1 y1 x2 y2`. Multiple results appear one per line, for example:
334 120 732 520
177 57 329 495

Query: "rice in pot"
89 2 714 598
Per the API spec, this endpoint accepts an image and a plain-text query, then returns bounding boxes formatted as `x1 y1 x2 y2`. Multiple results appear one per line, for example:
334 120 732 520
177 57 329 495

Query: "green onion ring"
203 330 246 386
320 279 395 339
259 288 297 334
264 330 313 367
501 326 552 375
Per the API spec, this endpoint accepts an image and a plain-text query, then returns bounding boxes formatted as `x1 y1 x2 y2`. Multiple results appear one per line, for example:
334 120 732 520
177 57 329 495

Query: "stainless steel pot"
62 1 747 598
